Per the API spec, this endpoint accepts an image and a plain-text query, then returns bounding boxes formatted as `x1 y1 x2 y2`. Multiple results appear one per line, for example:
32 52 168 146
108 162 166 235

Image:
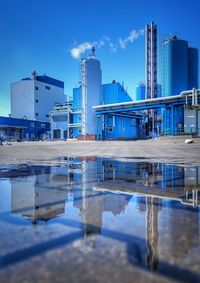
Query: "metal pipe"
93 88 200 110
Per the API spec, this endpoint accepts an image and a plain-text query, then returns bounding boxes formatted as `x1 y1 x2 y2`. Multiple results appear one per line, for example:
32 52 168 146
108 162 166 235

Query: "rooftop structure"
11 72 65 122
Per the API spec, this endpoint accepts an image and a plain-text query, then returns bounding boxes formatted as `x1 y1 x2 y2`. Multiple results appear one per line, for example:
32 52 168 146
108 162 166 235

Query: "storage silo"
188 47 198 89
81 48 102 137
135 83 146 101
162 36 188 97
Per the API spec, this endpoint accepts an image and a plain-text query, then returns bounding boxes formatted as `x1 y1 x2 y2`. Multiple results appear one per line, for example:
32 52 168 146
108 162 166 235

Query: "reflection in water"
146 197 159 271
0 157 200 281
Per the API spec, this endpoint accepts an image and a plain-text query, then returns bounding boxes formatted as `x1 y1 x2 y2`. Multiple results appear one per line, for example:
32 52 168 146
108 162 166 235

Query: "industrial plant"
0 22 199 141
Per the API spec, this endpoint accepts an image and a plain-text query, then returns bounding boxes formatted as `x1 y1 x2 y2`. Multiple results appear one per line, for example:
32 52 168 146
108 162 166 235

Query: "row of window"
35 85 51 91
30 123 46 128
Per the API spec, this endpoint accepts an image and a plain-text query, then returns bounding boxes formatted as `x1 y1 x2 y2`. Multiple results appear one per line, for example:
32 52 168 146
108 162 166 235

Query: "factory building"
161 35 199 134
99 81 140 140
49 102 72 140
11 71 65 122
0 116 50 141
70 48 140 140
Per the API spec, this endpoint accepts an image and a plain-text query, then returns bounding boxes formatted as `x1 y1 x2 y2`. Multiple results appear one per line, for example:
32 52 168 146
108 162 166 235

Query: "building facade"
0 116 50 141
50 103 72 140
11 72 65 122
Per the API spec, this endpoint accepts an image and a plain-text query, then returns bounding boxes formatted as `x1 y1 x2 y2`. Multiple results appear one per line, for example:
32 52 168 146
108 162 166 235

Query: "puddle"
0 157 199 283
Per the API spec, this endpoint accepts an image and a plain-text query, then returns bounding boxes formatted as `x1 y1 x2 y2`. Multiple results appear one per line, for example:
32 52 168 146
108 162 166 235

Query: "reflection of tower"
81 160 103 248
145 22 157 134
145 196 159 271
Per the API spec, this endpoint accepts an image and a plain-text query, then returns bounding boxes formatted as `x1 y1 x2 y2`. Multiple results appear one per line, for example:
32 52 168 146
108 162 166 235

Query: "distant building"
136 83 146 101
136 83 162 101
0 116 50 141
11 71 65 122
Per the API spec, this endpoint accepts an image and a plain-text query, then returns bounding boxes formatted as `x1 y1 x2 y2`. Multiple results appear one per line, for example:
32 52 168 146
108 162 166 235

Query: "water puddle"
0 157 199 283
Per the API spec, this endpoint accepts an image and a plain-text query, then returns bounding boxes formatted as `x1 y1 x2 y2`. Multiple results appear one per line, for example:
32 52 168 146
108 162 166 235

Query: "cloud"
70 42 93 59
119 29 144 49
70 29 144 59
103 36 118 53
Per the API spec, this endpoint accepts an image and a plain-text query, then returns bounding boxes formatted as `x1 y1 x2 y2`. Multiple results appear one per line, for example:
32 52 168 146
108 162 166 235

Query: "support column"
171 105 174 135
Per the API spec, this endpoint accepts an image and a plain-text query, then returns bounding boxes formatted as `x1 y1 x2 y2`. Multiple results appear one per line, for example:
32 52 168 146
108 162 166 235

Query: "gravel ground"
0 136 200 166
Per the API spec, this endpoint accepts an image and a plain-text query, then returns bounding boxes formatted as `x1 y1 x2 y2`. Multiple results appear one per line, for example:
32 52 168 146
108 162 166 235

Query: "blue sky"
0 0 200 116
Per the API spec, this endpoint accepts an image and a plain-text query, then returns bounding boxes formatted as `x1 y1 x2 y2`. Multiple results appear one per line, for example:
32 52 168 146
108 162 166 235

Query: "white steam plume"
119 29 144 49
70 42 93 59
70 29 144 59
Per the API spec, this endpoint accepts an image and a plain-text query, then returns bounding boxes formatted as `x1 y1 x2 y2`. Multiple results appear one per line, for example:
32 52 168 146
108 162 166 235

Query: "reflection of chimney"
145 196 159 271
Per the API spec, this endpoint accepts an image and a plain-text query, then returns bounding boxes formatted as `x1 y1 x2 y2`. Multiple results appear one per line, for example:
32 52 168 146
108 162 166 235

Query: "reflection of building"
96 159 200 207
11 166 68 223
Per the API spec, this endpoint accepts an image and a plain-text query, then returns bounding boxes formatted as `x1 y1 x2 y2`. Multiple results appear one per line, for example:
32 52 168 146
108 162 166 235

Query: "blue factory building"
0 116 50 141
71 81 139 140
95 81 144 140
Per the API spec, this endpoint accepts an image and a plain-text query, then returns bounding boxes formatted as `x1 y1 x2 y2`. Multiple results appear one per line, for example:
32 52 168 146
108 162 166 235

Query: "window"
53 129 61 139
35 86 38 90
45 86 51 90
41 124 45 128
36 113 38 116
108 126 113 132
35 99 38 103
52 115 68 122
31 122 35 127
46 114 49 118
78 128 82 134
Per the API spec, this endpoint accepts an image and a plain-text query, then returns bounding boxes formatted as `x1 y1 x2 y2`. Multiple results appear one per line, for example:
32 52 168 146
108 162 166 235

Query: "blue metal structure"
72 87 82 138
96 82 140 140
94 89 200 138
188 47 199 90
0 116 50 140
102 82 132 104
162 36 198 97
136 83 146 101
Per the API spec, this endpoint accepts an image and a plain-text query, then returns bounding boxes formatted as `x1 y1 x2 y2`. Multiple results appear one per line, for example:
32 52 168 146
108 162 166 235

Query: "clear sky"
0 0 200 116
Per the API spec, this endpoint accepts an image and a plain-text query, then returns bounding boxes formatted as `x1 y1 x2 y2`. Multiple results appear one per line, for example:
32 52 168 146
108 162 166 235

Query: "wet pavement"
0 157 199 283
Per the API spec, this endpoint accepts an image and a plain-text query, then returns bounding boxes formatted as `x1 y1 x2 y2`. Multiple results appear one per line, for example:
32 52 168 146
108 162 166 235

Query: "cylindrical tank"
135 84 146 101
188 47 198 89
162 36 188 97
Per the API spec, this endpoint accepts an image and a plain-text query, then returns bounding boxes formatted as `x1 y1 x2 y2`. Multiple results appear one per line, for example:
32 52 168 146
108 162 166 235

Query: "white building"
11 71 65 122
50 103 72 139
79 47 102 136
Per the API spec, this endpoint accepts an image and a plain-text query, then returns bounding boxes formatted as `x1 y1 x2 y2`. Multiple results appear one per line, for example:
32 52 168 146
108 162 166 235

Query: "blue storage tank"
162 36 188 97
135 83 146 101
188 47 198 89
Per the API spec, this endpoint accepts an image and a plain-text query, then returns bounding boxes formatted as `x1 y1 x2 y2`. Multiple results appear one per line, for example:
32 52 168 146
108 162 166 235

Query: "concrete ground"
0 136 200 166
